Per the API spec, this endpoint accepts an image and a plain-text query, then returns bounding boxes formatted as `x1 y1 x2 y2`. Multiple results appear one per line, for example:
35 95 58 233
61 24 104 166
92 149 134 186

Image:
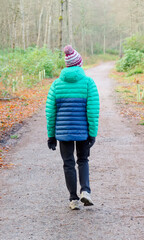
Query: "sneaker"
69 200 81 210
80 191 94 206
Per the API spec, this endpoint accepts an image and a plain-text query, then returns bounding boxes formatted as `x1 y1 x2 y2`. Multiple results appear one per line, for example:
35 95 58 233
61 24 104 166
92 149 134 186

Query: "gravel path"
1 62 144 240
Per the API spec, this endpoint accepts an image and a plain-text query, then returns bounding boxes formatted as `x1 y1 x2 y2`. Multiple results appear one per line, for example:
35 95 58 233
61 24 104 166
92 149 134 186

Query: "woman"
46 45 100 210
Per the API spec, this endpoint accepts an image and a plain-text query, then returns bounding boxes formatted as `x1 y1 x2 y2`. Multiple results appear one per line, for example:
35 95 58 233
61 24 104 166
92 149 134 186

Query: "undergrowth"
83 54 118 69
0 47 65 96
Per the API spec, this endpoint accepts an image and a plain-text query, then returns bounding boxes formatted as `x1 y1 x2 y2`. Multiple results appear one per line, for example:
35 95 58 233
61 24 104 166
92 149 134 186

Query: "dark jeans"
59 140 91 201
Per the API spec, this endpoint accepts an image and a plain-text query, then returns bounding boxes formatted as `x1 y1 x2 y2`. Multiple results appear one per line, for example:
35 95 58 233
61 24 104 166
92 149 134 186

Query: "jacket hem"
56 134 88 141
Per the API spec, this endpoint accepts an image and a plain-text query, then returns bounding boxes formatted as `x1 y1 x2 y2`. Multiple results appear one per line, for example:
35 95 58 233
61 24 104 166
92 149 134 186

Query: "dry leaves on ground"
111 70 144 124
0 78 53 168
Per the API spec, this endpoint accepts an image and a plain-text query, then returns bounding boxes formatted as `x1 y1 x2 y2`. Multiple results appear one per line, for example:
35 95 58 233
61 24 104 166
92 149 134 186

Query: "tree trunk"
7 12 13 48
12 5 19 50
82 27 84 54
65 0 69 43
51 4 54 51
37 6 44 47
13 17 17 49
59 0 64 54
119 33 122 58
20 0 25 50
90 35 94 55
26 20 29 48
68 0 73 45
44 10 49 45
103 2 106 55
47 0 52 48
47 15 52 48
103 29 106 55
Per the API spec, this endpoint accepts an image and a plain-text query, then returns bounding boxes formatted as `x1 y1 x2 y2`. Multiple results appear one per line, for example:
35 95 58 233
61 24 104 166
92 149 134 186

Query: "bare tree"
20 0 25 50
103 1 106 54
37 5 44 47
44 6 49 45
11 1 20 49
68 0 73 45
47 0 53 48
59 0 64 52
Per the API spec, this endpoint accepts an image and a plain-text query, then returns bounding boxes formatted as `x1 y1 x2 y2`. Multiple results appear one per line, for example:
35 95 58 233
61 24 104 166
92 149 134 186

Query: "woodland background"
0 0 144 54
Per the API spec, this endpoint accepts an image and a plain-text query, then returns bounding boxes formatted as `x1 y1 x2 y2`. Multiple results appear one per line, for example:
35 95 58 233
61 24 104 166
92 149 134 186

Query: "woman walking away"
46 45 100 210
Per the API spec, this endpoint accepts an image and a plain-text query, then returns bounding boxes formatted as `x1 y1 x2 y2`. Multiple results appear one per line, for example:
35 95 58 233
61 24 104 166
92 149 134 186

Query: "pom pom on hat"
64 45 74 56
63 45 83 67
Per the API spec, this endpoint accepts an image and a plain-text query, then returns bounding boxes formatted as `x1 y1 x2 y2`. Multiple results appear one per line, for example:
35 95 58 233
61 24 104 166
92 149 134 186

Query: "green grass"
138 121 144 125
115 86 132 94
83 54 118 69
123 89 131 93
10 135 18 139
97 54 119 61
127 67 143 77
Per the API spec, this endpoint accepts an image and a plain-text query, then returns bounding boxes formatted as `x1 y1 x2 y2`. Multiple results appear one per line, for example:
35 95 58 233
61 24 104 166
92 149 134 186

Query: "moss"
59 16 63 21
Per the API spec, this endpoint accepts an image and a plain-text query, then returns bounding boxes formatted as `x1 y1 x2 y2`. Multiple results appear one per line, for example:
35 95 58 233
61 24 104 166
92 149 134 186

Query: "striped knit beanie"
64 45 83 67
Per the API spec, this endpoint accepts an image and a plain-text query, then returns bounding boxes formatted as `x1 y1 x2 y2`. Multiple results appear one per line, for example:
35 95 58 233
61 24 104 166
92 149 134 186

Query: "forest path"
1 62 144 240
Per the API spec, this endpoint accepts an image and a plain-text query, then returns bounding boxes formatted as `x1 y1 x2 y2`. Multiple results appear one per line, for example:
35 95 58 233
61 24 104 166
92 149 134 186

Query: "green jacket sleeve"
87 78 100 137
45 81 56 138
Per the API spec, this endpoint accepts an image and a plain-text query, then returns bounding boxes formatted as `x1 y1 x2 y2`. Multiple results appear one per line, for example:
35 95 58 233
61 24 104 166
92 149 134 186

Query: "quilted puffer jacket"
45 66 100 141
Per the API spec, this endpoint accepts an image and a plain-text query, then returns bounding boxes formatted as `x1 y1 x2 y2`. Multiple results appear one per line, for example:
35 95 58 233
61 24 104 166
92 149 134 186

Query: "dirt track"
1 62 144 240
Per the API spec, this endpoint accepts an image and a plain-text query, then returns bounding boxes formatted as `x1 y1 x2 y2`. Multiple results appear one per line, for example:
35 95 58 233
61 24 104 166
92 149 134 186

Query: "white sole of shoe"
69 201 81 210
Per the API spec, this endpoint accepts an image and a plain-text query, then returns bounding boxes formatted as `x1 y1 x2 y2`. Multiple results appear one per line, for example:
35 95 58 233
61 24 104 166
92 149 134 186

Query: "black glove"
88 136 96 148
47 137 57 150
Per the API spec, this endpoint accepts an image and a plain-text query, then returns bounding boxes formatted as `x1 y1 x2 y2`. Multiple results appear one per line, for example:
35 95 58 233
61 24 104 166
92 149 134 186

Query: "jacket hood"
59 66 86 82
